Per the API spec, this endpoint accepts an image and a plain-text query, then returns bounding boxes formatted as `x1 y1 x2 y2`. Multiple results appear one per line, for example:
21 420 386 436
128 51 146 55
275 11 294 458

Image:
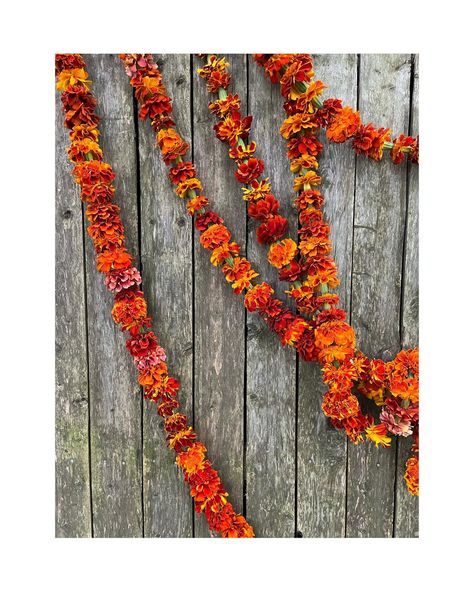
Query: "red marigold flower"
279 259 303 283
81 182 115 204
321 359 358 390
214 111 252 147
56 54 86 74
150 115 176 132
315 319 356 364
295 80 327 113
404 456 419 496
168 161 196 185
391 134 417 164
282 318 309 346
111 289 148 331
299 235 332 259
241 178 272 201
333 411 371 444
126 330 158 357
156 128 189 164
263 54 293 83
314 98 343 128
210 241 240 266
157 399 180 418
105 266 142 293
187 195 209 215
268 238 298 269
386 348 419 404
235 158 264 183
295 189 324 210
87 216 124 253
322 389 360 420
200 224 232 249
167 427 197 453
248 194 280 221
96 247 133 273
73 160 115 188
61 85 100 129
133 74 166 102
244 282 274 312
139 90 172 120
288 285 319 315
253 54 270 66
287 133 324 159
209 94 241 117
408 136 419 163
68 138 103 163
195 211 223 232
164 413 189 435
229 140 257 161
353 124 392 161
326 106 361 143
296 326 319 362
299 219 330 241
256 215 288 244
85 202 121 226
280 113 319 140
175 177 203 198
280 55 314 99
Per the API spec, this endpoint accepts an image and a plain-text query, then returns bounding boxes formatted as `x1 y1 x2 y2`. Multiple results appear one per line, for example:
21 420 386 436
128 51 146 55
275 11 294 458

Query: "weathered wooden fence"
55 54 419 538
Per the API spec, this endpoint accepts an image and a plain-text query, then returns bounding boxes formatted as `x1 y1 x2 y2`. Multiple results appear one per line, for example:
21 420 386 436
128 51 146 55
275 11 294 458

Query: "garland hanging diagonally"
55 53 254 538
119 53 419 497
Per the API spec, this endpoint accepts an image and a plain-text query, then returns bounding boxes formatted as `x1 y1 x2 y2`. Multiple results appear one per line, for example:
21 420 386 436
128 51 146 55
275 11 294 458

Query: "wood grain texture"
55 89 92 538
296 54 358 537
346 54 412 537
56 54 419 538
84 55 143 537
246 57 297 538
192 55 247 537
395 54 419 538
138 54 194 537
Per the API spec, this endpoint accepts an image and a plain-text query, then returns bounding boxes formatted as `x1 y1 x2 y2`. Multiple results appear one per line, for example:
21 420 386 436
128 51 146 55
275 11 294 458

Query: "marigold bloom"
326 106 361 143
322 389 360 420
235 158 264 183
105 267 142 293
195 211 223 232
295 80 326 112
214 112 252 147
69 124 99 142
366 423 392 448
55 54 86 74
73 160 115 187
386 348 419 403
295 190 324 210
287 134 323 159
222 257 259 294
96 248 133 273
263 54 293 83
256 215 288 244
139 91 172 121
268 239 297 269
321 360 358 390
68 138 103 163
282 318 309 346
176 442 207 475
290 155 319 174
210 241 240 266
209 94 241 117
280 55 314 99
248 194 280 221
295 327 319 362
126 330 158 357
244 282 274 312
353 124 392 161
293 171 321 192
229 141 257 161
299 236 332 258
404 456 419 496
391 133 417 165
315 98 343 128
111 290 148 331
167 427 197 453
169 161 196 185
200 224 232 250
81 182 115 204
280 113 319 139
380 409 413 437
242 178 272 201
187 195 209 215
56 68 91 91
156 128 189 164
133 75 166 102
175 177 203 198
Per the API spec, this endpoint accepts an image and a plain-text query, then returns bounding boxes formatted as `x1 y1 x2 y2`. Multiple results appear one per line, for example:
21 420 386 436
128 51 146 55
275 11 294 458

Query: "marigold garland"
254 54 419 165
120 53 419 495
56 53 254 538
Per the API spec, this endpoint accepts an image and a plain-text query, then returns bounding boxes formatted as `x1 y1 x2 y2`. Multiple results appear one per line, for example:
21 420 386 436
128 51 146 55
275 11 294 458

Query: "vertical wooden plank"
395 54 419 537
192 55 246 537
346 54 412 537
55 88 92 538
297 54 358 537
84 55 143 537
139 54 194 537
246 57 297 538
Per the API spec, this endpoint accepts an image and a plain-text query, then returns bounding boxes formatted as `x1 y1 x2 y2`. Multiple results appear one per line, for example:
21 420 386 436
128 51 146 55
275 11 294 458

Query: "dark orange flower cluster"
255 54 419 165
58 54 254 538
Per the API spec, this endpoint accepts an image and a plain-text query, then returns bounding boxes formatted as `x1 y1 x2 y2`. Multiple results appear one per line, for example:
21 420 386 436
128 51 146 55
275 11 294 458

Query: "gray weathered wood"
346 54 412 537
138 54 194 537
192 55 247 536
55 88 92 538
84 55 143 536
246 56 297 537
395 54 419 537
297 54 358 537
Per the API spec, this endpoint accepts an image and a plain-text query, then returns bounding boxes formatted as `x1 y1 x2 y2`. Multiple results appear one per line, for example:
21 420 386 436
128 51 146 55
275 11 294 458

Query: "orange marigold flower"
209 94 241 117
242 178 272 201
315 320 355 364
280 113 319 139
222 257 259 294
353 124 392 161
56 68 91 91
326 106 361 143
282 318 309 346
175 177 203 198
295 190 324 210
210 241 240 266
156 128 189 164
169 161 196 185
176 442 207 475
280 55 314 99
111 290 148 331
96 248 133 273
69 124 99 142
293 171 321 192
200 224 232 250
386 348 419 403
290 155 319 173
187 195 209 215
197 55 229 79
404 456 419 496
263 54 293 83
295 80 327 113
68 138 103 163
299 236 332 258
391 134 417 165
321 359 358 390
167 427 197 453
322 389 360 420
229 141 257 161
235 158 264 184
214 112 252 147
244 282 274 312
134 75 165 102
138 362 168 390
366 422 392 448
73 160 115 188
268 239 298 269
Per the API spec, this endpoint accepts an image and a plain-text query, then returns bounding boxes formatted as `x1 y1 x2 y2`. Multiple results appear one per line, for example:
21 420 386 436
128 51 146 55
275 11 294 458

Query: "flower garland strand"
254 54 419 166
196 54 419 493
119 53 419 496
55 53 254 538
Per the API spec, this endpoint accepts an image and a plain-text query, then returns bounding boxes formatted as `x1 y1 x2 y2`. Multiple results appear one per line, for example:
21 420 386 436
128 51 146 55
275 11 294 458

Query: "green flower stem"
85 152 94 161
218 87 227 101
